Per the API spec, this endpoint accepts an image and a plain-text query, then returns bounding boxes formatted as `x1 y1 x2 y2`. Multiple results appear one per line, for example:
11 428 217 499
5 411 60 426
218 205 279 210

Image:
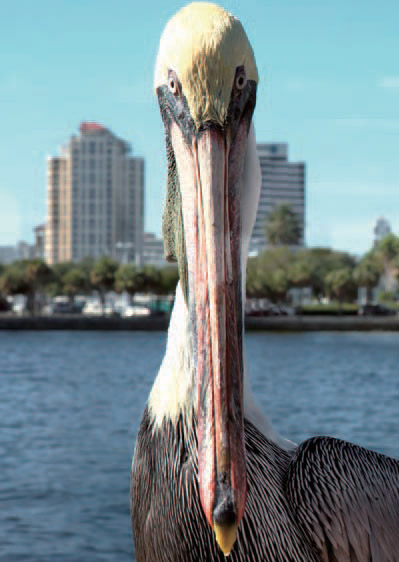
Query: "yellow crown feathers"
154 2 258 126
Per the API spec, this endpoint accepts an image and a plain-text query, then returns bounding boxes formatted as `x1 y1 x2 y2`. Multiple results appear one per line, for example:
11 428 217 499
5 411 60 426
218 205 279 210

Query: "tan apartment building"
45 122 144 264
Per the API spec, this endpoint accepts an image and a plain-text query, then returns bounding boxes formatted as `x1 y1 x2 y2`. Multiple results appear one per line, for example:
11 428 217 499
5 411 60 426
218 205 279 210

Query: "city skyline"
1 0 399 255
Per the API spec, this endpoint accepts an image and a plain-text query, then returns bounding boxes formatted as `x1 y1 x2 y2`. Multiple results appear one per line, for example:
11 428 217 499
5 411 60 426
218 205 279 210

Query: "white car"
82 301 103 315
122 305 151 318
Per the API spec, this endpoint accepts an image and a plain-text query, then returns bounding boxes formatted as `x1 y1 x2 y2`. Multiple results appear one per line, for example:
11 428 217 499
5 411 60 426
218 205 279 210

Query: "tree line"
0 257 179 314
247 234 399 304
0 232 398 313
1 202 398 313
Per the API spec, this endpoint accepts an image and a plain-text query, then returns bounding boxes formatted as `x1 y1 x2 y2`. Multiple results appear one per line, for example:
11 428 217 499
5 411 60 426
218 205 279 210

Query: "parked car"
82 301 116 316
44 296 85 315
246 300 292 317
122 305 151 318
276 305 296 316
358 304 397 316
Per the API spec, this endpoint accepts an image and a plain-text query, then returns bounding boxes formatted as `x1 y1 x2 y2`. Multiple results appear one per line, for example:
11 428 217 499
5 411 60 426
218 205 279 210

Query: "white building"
142 233 168 267
0 246 17 264
250 143 306 254
0 242 33 264
45 122 144 264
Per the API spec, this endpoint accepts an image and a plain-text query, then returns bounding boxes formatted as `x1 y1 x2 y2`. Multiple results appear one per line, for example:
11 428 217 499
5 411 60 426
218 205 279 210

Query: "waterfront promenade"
0 314 398 331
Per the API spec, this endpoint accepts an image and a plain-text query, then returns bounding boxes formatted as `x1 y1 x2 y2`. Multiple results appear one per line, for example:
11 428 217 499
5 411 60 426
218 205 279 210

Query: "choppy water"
1 331 398 561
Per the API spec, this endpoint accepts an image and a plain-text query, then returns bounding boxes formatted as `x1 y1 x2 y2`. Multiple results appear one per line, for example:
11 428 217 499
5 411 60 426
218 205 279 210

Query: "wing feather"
286 437 399 561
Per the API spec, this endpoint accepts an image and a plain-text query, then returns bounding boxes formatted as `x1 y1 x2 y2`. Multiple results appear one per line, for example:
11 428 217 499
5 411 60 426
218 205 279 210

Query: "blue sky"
1 0 398 255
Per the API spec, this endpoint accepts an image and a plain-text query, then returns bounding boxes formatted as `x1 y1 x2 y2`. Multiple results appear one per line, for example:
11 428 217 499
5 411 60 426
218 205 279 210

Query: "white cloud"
379 76 399 90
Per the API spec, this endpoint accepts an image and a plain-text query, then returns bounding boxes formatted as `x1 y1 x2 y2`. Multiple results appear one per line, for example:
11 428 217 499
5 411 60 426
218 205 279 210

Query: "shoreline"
0 314 398 331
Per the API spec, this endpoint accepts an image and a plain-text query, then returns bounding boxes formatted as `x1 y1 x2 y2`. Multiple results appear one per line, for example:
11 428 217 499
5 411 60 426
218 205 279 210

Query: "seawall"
0 314 398 331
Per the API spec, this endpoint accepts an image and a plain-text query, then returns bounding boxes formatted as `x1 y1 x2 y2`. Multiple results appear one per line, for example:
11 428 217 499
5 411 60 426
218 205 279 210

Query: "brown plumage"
132 409 399 561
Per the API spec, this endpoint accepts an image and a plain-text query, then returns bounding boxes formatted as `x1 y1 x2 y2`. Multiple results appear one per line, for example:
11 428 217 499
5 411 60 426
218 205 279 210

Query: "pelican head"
155 3 259 555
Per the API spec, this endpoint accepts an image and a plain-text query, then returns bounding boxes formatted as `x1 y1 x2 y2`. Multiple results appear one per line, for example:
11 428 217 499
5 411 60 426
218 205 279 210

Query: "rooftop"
79 121 108 134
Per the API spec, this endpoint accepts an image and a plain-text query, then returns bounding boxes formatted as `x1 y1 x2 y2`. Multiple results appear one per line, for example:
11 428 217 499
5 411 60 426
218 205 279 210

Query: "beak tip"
213 522 238 556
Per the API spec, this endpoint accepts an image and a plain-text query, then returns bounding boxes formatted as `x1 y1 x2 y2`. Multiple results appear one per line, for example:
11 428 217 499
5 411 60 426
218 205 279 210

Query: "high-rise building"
250 143 306 254
45 122 144 265
33 224 45 259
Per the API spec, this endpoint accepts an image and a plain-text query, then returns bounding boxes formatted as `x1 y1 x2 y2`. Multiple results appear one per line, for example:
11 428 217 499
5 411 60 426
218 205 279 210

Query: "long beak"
171 123 247 555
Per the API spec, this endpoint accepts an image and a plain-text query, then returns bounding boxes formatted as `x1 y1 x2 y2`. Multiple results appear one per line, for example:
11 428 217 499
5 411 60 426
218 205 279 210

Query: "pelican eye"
235 72 247 90
168 70 180 95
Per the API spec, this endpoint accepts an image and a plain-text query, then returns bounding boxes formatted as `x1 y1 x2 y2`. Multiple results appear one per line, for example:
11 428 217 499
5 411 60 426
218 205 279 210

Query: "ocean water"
1 331 398 561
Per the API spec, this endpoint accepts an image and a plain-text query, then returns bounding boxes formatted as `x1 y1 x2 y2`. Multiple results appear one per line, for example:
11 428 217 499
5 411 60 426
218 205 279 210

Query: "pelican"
131 3 399 560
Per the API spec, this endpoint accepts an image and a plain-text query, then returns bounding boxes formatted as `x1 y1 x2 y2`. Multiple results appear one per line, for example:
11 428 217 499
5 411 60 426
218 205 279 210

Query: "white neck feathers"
148 283 195 427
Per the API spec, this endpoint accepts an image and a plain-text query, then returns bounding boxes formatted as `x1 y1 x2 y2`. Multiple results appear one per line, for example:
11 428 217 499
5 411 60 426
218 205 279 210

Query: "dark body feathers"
131 408 399 561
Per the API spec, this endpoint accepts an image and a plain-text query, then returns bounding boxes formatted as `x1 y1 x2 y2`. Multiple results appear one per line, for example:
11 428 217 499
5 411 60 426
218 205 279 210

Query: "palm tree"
114 264 144 302
264 203 302 246
0 260 53 314
90 257 118 313
62 268 90 306
353 258 380 304
247 247 292 302
0 266 31 311
25 260 53 313
373 234 399 292
325 268 357 307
